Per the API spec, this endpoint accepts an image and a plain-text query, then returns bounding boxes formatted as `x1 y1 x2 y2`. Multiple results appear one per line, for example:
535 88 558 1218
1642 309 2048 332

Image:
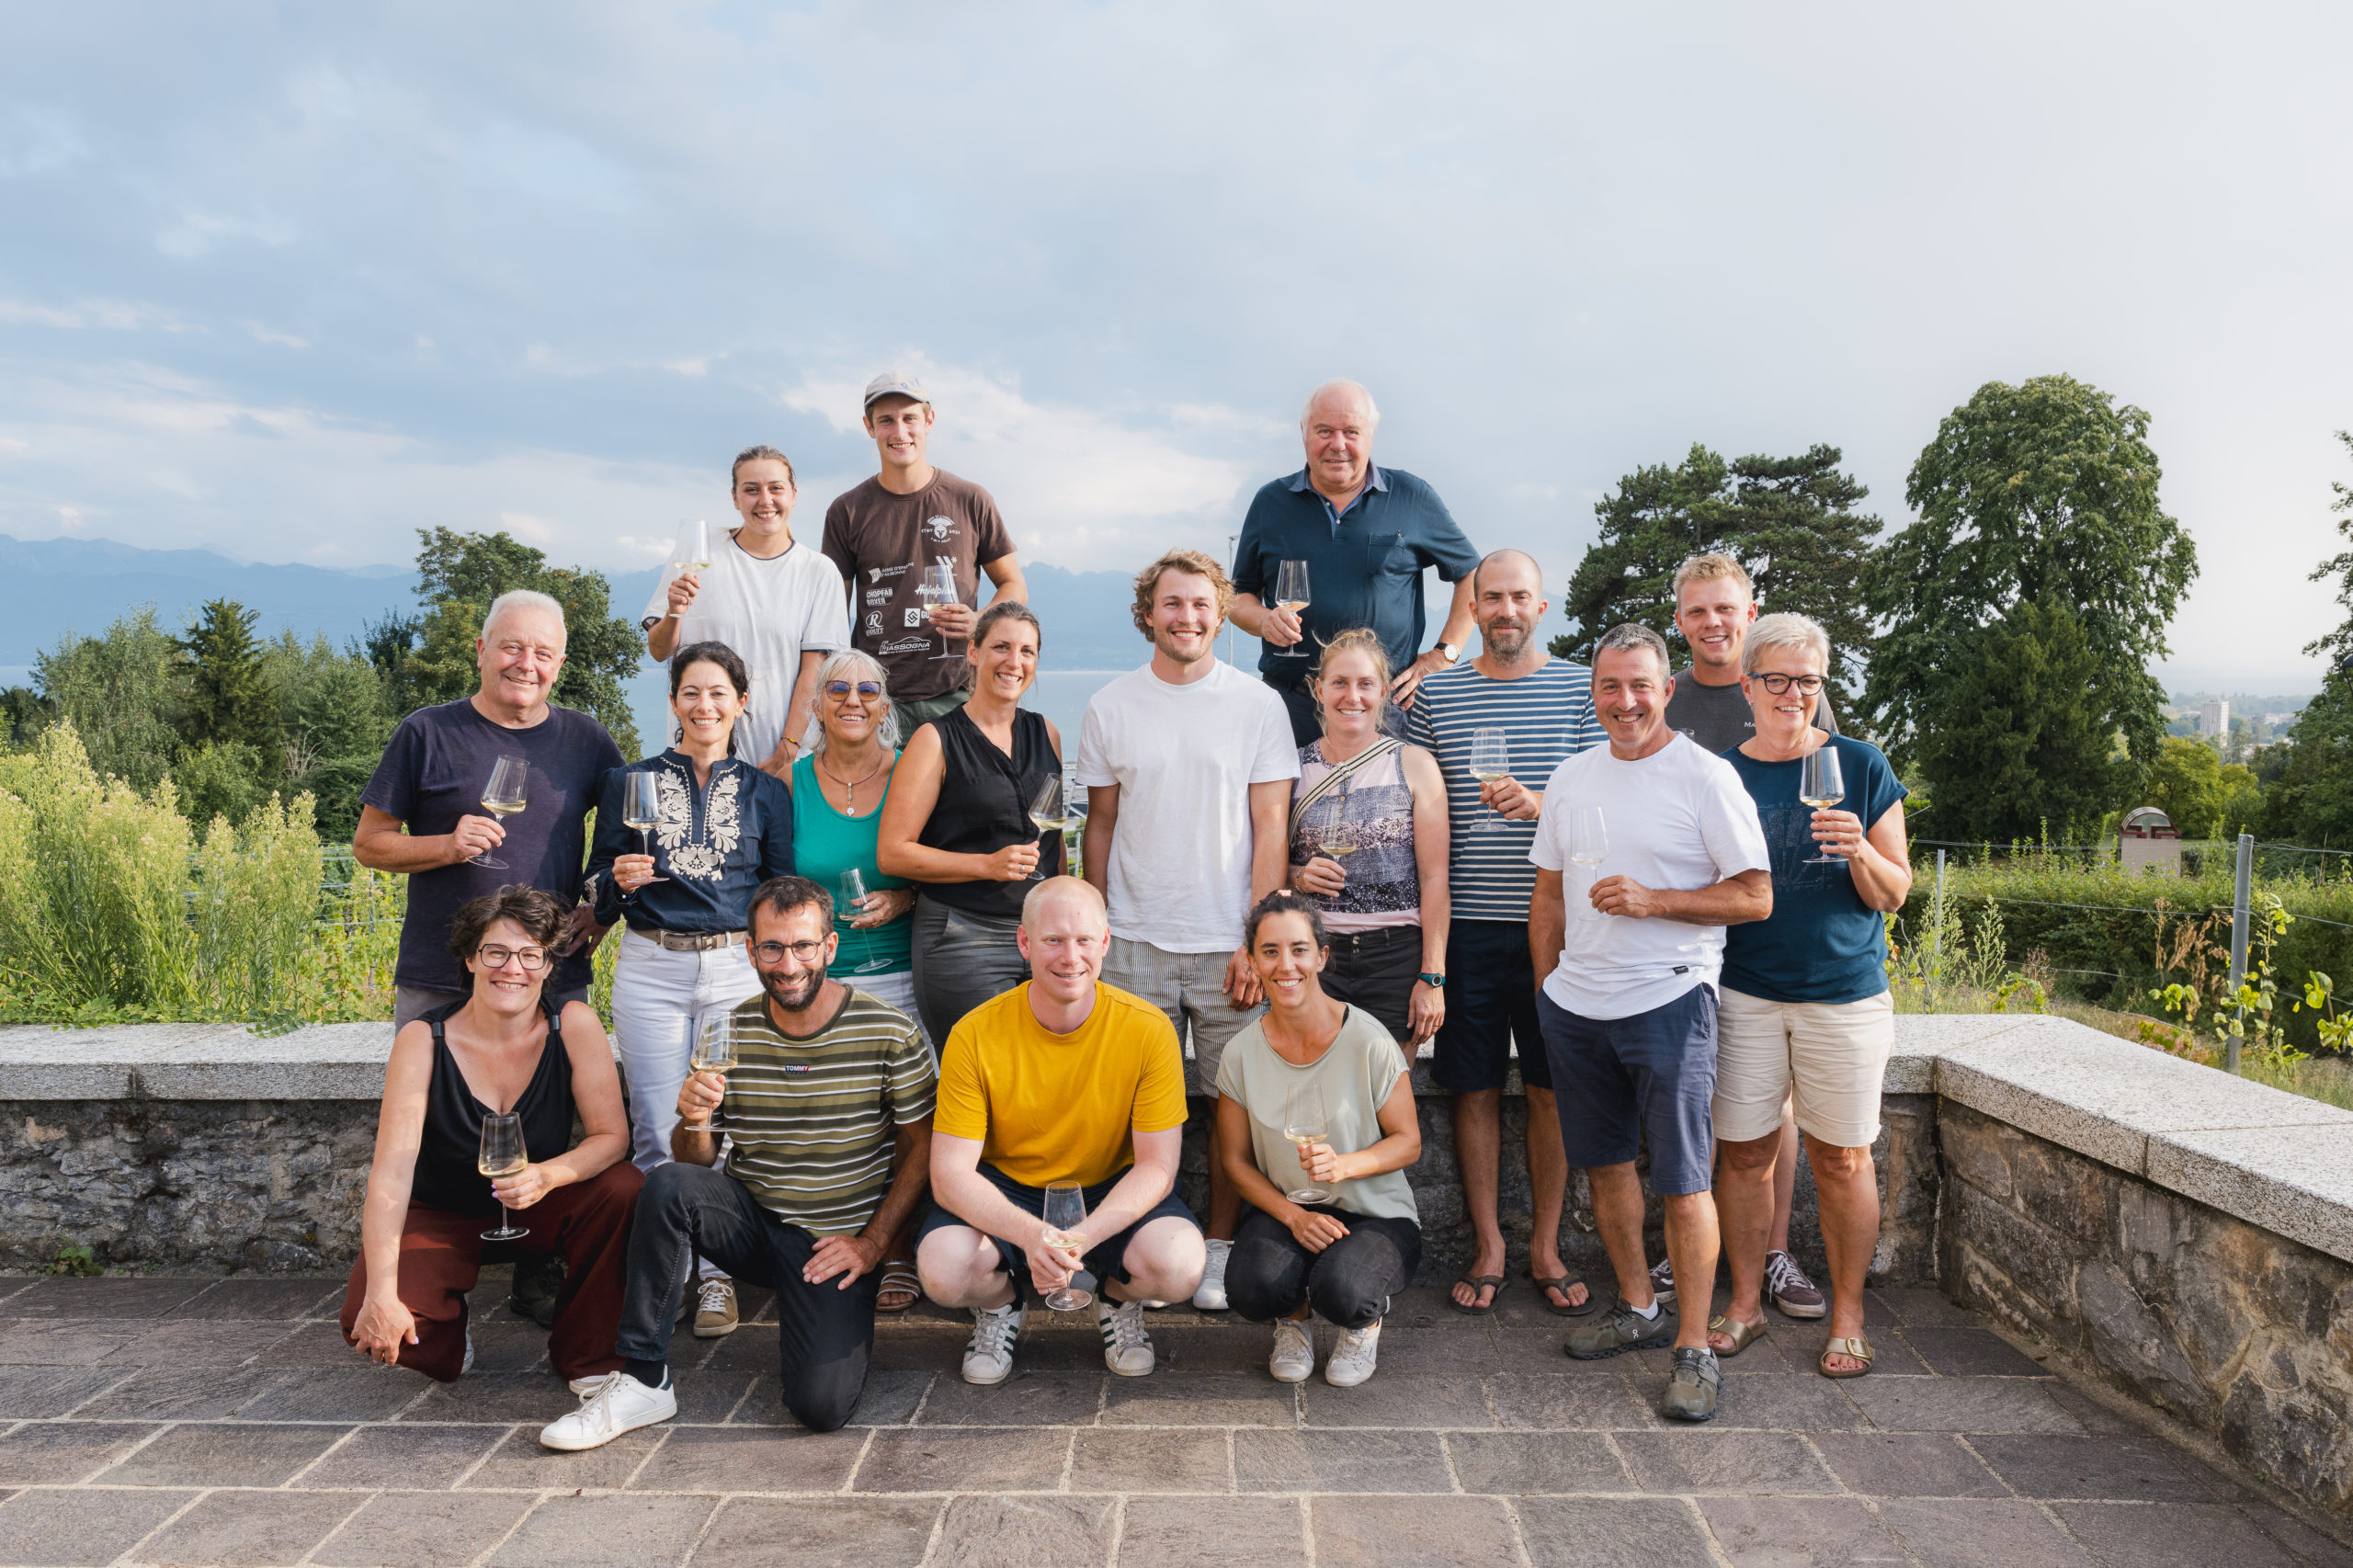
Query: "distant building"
2265 712 2296 727
2199 699 2229 738
2120 806 2183 876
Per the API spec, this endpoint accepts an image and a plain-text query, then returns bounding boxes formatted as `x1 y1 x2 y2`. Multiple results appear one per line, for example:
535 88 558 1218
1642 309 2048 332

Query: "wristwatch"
1418 971 1447 989
1437 642 1461 665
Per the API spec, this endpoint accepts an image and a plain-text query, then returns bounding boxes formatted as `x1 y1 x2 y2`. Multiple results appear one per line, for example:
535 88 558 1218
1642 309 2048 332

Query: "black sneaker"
1563 1297 1677 1360
509 1253 563 1329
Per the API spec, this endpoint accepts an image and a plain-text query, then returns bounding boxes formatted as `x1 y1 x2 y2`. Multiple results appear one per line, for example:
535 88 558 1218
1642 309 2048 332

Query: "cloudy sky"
3 2 2347 689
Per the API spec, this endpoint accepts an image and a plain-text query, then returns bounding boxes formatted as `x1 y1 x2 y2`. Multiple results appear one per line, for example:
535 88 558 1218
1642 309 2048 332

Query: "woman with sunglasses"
585 640 794 1338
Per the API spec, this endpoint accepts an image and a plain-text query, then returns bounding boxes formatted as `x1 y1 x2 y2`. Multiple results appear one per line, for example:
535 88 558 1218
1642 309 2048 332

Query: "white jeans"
610 930 763 1171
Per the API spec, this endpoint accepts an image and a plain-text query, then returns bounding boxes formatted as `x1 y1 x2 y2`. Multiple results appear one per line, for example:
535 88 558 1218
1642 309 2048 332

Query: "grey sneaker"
1192 1238 1232 1311
1660 1346 1721 1422
1766 1250 1826 1319
1563 1298 1676 1360
1324 1320 1381 1387
1267 1317 1314 1383
961 1302 1025 1385
1648 1256 1676 1306
1097 1297 1157 1377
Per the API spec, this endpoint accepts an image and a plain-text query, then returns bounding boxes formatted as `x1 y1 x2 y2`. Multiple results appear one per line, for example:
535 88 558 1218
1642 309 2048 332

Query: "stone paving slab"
0 1270 2343 1567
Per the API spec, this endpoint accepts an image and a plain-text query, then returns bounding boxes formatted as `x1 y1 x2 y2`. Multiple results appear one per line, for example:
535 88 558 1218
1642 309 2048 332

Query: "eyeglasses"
476 944 550 971
1753 673 1826 695
752 938 827 964
824 681 884 700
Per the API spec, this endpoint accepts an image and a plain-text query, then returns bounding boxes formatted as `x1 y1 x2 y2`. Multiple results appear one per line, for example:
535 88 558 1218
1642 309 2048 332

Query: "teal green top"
791 753 913 974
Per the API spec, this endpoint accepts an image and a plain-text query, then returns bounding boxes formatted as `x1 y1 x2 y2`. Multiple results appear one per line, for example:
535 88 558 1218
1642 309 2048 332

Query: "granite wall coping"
3 1009 2347 1263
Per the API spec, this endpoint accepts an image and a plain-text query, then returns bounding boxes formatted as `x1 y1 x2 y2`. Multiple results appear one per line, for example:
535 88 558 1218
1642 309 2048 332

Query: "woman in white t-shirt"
1214 891 1422 1389
642 445 851 777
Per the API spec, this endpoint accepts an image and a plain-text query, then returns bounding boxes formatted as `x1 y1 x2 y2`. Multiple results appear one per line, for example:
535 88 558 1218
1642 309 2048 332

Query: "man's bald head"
1300 379 1380 429
1470 548 1550 665
1472 549 1542 597
1020 875 1108 932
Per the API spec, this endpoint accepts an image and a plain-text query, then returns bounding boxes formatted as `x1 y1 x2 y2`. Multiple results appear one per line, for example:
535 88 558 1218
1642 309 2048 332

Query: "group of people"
337 372 1911 1447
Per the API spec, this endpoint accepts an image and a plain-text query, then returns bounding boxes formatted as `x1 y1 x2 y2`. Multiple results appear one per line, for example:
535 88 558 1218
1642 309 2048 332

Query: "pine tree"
178 598 277 752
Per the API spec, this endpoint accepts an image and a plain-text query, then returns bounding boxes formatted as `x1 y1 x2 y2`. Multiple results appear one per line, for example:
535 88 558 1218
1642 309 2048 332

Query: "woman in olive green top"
1214 890 1421 1389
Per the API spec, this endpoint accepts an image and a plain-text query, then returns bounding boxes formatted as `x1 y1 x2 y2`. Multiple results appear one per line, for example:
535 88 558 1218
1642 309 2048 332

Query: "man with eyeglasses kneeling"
540 875 937 1448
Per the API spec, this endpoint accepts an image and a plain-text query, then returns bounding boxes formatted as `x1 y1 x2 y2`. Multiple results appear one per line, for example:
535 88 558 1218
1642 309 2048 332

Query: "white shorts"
1711 986 1894 1150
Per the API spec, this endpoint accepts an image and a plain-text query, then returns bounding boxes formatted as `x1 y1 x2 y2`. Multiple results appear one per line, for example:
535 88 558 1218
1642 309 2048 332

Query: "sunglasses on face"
824 681 884 700
1752 673 1825 695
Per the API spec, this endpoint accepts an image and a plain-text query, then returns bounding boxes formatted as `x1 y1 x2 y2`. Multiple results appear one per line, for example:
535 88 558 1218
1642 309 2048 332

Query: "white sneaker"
1192 1238 1233 1311
567 1371 618 1396
961 1302 1025 1385
1097 1297 1156 1377
537 1371 676 1451
460 1329 474 1378
1324 1319 1382 1387
1268 1317 1314 1383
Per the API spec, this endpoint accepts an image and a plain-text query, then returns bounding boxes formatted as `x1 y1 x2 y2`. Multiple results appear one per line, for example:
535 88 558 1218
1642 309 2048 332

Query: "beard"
1483 620 1530 658
761 964 824 1013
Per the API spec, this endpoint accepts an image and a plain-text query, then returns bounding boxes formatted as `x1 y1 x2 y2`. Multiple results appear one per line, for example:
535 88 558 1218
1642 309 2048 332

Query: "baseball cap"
861 371 929 410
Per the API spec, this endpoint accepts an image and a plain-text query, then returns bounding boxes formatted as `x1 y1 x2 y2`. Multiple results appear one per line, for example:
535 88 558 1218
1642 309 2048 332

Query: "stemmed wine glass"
838 869 891 973
920 562 961 661
1273 560 1311 656
621 771 669 884
681 518 711 574
1567 805 1608 921
1027 776 1079 881
472 756 529 869
1040 1180 1093 1312
478 1113 529 1242
687 1015 738 1131
1283 1081 1335 1205
1801 746 1847 865
1466 729 1511 836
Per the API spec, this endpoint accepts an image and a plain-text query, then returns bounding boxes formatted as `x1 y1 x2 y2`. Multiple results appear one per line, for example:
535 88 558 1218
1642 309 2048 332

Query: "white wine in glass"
472 755 529 869
1282 1081 1335 1206
621 770 669 884
921 562 961 660
1025 777 1080 881
681 518 711 574
687 1015 738 1131
1273 559 1310 655
479 1112 529 1242
1801 745 1847 865
1566 804 1608 920
1040 1179 1093 1312
1466 727 1511 836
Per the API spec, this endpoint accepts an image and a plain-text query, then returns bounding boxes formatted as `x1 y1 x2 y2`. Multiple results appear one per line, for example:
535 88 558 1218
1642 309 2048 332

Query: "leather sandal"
1531 1272 1601 1318
1706 1313 1768 1357
876 1261 922 1314
1819 1335 1875 1379
1449 1274 1506 1315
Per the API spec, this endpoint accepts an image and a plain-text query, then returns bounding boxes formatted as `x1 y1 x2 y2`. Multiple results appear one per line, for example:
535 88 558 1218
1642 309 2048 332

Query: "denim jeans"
1224 1204 1422 1329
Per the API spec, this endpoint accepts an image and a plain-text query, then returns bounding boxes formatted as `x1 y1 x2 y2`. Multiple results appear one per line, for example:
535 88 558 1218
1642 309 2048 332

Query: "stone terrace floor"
0 1271 2346 1568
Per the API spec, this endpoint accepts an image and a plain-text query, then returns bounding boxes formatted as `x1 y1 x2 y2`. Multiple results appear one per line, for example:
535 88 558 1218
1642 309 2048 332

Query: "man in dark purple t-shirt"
356 590 626 1030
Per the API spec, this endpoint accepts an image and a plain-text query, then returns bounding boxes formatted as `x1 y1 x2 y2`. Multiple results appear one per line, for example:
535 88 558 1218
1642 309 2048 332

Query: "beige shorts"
1711 986 1893 1149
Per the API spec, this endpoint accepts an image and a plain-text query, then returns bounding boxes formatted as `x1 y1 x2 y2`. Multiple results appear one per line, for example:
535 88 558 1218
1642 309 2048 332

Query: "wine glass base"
1802 854 1847 865
481 1224 529 1242
468 855 509 869
1284 1187 1332 1206
1043 1289 1094 1312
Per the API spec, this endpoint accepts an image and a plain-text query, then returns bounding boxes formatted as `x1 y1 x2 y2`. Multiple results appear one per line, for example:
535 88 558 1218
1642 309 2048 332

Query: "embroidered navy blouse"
585 753 796 934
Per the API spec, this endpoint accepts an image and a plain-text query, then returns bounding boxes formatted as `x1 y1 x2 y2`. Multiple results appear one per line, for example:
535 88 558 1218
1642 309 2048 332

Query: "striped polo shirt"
720 987 938 1236
1404 658 1603 921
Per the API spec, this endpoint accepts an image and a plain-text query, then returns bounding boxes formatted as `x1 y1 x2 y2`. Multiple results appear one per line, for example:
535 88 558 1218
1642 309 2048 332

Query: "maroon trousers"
341 1162 642 1382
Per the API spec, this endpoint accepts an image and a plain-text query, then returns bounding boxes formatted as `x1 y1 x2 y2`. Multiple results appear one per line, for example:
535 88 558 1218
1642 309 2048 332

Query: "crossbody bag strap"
1287 736 1404 840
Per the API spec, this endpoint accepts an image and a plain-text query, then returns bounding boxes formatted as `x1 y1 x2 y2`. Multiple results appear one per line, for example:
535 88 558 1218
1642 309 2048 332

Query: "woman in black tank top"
343 887 642 1388
877 603 1067 1044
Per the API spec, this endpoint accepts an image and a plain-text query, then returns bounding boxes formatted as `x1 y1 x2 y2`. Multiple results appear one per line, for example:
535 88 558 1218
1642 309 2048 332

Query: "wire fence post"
1928 848 1949 999
2225 831 2254 1074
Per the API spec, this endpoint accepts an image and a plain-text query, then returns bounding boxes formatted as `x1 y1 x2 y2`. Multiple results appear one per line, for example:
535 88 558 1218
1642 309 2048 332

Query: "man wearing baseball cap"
821 374 1029 732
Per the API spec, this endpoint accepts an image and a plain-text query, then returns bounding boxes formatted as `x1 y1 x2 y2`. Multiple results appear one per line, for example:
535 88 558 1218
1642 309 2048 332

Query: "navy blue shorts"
1538 983 1718 1196
1431 919 1552 1093
917 1162 1199 1302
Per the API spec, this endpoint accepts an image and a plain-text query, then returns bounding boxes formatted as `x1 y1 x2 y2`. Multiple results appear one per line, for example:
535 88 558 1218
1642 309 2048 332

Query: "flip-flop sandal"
1707 1313 1768 1357
875 1262 922 1314
1531 1272 1602 1318
1449 1274 1507 1315
1818 1335 1875 1379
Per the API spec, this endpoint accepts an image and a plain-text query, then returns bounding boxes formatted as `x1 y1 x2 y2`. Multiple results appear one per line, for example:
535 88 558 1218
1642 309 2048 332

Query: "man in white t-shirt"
642 445 850 777
1076 549 1297 1312
1528 622 1770 1424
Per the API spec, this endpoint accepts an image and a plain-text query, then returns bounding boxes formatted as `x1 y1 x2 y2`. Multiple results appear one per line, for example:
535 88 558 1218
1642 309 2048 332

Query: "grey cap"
861 371 930 410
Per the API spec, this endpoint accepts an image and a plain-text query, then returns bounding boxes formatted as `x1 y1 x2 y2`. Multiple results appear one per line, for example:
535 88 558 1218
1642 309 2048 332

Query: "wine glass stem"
497 1203 509 1233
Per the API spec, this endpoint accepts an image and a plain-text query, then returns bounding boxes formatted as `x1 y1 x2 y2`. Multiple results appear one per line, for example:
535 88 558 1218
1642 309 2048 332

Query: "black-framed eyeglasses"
476 944 550 971
824 681 884 700
1754 673 1826 695
752 938 827 964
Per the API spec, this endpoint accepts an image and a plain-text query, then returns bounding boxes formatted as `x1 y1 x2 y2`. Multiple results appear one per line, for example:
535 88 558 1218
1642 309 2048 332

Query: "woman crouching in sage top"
1216 890 1422 1389
585 640 794 1337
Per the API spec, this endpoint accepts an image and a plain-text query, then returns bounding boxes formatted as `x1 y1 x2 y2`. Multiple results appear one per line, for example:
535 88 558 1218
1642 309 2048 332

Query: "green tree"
1863 375 2198 774
1915 601 2133 844
262 631 396 841
2257 432 2353 846
176 598 277 753
33 608 187 793
1555 443 1883 692
2141 735 2261 840
394 528 641 754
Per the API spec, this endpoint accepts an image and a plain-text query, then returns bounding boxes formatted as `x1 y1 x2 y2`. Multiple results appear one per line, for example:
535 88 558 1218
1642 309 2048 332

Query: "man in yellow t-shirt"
918 877 1201 1384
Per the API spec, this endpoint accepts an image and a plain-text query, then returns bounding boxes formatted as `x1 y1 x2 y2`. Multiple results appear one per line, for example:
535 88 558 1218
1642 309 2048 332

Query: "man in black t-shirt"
356 590 626 1031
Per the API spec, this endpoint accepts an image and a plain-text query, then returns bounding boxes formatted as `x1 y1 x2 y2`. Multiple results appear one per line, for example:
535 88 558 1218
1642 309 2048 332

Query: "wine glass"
1466 728 1511 836
686 1014 738 1131
1273 560 1310 655
1040 1180 1093 1312
1282 1081 1334 1205
839 869 890 972
1567 804 1608 920
621 771 669 884
478 1112 529 1242
472 755 529 869
920 562 961 661
681 518 711 574
1801 745 1847 865
1026 776 1076 881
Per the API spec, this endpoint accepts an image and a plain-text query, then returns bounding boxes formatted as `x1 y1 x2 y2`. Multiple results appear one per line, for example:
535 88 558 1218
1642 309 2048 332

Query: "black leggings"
1225 1205 1422 1329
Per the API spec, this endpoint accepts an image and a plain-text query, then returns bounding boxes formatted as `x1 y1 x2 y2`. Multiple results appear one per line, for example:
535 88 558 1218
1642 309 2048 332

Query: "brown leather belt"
643 928 746 953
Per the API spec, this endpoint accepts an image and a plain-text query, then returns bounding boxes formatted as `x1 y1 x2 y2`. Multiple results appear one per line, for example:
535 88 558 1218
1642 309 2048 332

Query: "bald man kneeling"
917 877 1206 1384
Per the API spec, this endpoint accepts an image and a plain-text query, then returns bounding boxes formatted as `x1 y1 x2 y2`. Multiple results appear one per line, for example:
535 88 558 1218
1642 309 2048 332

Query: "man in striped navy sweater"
1405 551 1605 1316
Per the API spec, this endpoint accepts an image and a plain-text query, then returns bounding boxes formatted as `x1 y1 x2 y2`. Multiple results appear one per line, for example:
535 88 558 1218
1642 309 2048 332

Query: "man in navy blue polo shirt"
1231 381 1482 746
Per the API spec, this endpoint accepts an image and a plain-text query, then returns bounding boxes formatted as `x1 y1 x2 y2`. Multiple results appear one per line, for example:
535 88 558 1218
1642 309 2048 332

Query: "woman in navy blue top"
1703 614 1910 1381
584 642 793 1335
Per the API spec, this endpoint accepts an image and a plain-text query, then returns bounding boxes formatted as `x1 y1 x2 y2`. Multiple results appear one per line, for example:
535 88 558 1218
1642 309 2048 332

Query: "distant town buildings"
2199 699 2229 737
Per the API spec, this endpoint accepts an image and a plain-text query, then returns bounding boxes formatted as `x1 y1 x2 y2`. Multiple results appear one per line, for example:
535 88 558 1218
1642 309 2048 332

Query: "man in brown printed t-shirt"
822 373 1029 731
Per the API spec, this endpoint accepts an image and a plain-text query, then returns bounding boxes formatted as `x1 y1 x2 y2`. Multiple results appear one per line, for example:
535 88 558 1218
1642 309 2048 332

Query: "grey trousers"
908 894 1028 1047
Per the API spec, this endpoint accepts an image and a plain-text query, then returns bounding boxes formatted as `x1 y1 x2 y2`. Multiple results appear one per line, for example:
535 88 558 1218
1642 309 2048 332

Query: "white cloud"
155 210 301 259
